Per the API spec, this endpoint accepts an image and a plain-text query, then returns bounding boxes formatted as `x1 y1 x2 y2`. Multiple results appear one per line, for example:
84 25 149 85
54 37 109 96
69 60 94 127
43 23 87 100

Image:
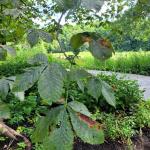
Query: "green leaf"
28 53 48 65
39 31 51 43
70 33 84 49
68 101 92 117
0 102 10 119
43 108 74 150
38 64 66 104
12 66 45 92
89 38 114 60
32 106 74 150
27 29 39 47
68 69 91 81
101 80 116 107
32 106 63 143
77 80 84 92
69 108 104 145
70 32 98 50
0 79 9 100
87 78 102 100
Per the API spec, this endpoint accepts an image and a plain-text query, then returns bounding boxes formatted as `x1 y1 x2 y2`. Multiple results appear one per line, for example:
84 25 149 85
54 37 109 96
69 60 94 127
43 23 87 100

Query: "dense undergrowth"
0 51 150 149
0 55 150 149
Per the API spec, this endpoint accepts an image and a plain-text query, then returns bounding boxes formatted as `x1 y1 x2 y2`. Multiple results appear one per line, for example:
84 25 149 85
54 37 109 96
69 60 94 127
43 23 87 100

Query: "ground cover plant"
0 0 150 150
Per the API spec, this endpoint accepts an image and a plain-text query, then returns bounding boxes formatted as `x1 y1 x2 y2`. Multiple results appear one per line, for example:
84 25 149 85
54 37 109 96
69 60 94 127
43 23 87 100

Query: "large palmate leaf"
89 38 114 60
0 79 9 100
12 66 45 92
0 102 10 119
68 108 104 144
32 106 74 150
101 80 116 107
28 53 48 65
87 78 102 100
70 32 114 60
68 101 92 117
38 63 66 104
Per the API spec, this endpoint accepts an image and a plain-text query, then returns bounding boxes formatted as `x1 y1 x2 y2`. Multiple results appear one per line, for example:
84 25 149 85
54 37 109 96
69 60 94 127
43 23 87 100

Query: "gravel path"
88 70 150 100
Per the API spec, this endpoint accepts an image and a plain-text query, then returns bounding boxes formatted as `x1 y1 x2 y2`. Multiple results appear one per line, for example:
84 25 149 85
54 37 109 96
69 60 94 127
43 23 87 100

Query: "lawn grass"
1 49 150 76
52 51 150 75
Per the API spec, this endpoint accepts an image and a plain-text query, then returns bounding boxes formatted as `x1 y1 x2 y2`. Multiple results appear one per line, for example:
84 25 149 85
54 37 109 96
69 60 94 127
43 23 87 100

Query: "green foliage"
99 74 143 111
70 32 114 60
67 74 143 113
32 105 104 150
1 0 149 149
134 101 150 128
97 113 135 141
27 30 51 47
38 64 65 104
87 78 102 100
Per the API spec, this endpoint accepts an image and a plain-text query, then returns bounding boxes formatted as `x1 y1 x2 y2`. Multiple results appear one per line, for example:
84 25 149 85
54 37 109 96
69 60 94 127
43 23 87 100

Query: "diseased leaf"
87 78 102 100
68 101 92 117
28 53 48 65
101 80 116 107
0 79 9 100
38 64 66 104
69 108 104 145
12 66 45 92
27 29 39 47
89 38 114 60
0 102 10 119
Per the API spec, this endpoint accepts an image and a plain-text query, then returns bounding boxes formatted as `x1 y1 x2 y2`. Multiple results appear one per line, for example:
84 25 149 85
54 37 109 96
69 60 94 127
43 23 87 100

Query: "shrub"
68 74 143 113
